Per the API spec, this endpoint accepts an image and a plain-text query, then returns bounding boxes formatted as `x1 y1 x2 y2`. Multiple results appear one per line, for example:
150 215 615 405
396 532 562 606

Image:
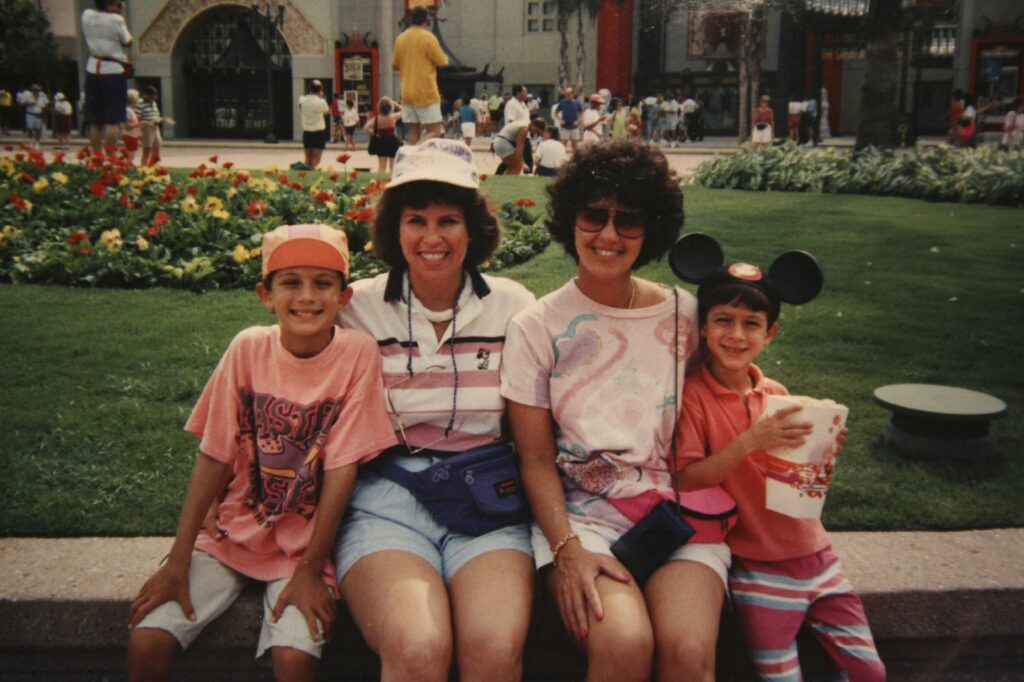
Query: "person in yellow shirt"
391 6 448 144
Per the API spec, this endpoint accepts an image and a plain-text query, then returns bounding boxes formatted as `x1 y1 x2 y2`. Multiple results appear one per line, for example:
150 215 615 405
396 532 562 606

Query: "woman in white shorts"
502 140 731 681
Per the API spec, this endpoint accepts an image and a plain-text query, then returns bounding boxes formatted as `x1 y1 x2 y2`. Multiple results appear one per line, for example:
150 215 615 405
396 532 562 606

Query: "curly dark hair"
372 181 502 270
546 140 683 268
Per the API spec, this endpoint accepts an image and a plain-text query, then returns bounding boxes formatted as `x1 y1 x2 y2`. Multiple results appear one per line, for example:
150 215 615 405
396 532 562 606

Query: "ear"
768 250 823 304
669 232 724 283
256 282 274 312
340 286 354 307
765 322 780 344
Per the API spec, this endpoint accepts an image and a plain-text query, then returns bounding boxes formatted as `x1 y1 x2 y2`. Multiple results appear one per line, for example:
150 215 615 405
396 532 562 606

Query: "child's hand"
271 567 337 643
201 501 225 541
128 561 194 629
747 405 813 453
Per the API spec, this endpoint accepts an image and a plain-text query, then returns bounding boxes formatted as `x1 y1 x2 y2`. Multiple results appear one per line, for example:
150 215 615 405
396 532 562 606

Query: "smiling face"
574 196 644 284
701 301 778 379
257 267 351 358
399 202 469 286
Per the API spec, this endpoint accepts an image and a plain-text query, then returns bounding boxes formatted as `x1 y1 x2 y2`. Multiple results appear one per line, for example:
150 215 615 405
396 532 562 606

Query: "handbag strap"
671 287 682 515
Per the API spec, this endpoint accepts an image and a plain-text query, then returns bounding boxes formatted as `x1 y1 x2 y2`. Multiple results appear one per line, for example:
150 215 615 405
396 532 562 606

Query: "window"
526 1 557 33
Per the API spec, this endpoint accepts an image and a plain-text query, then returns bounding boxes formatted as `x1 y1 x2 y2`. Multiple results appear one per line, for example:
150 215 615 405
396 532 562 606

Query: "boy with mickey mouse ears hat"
670 233 886 682
127 223 397 680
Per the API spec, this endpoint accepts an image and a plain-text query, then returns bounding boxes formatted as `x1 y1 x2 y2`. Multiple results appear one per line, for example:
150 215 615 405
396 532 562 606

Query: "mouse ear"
768 251 823 304
670 233 724 283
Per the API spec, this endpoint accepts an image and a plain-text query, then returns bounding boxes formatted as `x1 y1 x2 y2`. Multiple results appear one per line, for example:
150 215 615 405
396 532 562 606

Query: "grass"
1 179 1022 536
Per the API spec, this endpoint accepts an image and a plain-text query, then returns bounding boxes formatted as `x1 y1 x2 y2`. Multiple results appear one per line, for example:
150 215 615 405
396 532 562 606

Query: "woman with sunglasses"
332 139 536 681
502 141 729 681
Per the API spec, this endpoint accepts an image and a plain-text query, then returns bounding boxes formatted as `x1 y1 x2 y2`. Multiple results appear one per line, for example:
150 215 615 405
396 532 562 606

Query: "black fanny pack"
373 442 530 536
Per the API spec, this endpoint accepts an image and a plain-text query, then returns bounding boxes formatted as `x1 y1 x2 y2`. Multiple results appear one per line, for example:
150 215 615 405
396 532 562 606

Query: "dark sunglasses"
575 206 645 239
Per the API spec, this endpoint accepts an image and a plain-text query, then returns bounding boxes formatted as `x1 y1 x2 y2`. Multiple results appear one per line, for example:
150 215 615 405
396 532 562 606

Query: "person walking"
81 0 132 151
392 6 448 144
22 85 48 148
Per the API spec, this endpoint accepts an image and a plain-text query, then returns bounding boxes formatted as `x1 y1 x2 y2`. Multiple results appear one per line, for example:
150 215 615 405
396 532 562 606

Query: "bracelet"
551 532 579 568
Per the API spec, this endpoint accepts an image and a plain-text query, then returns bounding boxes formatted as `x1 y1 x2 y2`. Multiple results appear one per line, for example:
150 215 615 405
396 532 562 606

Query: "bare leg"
407 123 422 145
340 550 453 682
449 550 534 682
309 148 323 169
270 646 319 682
126 627 178 682
646 560 724 682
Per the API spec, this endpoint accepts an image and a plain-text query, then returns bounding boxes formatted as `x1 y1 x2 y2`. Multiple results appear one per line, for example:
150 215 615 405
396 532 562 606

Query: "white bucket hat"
387 138 479 190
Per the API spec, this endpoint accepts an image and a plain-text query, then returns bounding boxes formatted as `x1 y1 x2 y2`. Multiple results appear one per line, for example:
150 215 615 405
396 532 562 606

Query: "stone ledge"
1 530 1022 680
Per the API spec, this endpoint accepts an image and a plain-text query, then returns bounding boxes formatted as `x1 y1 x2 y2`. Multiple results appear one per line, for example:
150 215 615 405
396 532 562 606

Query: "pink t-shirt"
677 364 830 561
501 280 698 534
187 325 397 583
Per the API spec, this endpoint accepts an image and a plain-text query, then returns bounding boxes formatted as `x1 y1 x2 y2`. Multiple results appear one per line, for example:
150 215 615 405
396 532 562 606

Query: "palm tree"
555 0 601 91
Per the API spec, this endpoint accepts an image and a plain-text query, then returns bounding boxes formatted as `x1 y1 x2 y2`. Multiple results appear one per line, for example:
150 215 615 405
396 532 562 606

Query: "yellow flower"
364 240 374 252
136 236 150 251
185 256 210 274
0 158 14 177
21 198 33 213
325 201 337 211
249 246 262 258
33 178 49 192
226 187 237 199
3 225 17 238
0 235 6 247
51 171 69 185
100 229 123 253
262 166 280 176
247 177 278 194
181 196 199 213
232 244 250 264
210 208 230 221
204 196 224 213
119 177 130 186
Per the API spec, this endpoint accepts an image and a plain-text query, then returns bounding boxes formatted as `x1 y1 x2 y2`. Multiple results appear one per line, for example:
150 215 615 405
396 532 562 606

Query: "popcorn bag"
762 395 848 519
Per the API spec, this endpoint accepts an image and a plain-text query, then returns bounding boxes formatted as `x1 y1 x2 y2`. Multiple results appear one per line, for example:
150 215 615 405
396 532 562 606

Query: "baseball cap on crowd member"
387 138 479 190
590 93 606 105
261 224 351 279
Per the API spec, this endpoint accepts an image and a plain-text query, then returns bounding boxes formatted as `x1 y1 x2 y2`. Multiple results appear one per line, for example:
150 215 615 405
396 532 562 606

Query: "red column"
597 0 634 97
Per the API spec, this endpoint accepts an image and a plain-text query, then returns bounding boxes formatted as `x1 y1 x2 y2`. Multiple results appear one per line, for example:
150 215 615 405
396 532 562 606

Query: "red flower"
298 171 307 178
119 192 136 210
515 198 536 207
19 172 35 183
76 146 91 160
328 173 339 181
278 175 289 185
290 182 303 191
68 231 88 245
345 207 375 223
355 196 367 207
89 180 107 198
313 190 333 204
247 199 267 218
365 179 386 196
164 184 180 199
223 161 234 169
336 154 351 164
231 175 245 187
147 224 161 237
52 150 65 163
76 246 91 256
349 170 358 180
186 186 198 195
208 155 218 163
14 153 24 162
9 194 28 210
153 211 171 226
33 158 46 172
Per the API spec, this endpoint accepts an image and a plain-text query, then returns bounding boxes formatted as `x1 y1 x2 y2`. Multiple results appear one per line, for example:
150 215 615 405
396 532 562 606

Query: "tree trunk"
575 9 586 93
856 0 904 149
558 13 571 90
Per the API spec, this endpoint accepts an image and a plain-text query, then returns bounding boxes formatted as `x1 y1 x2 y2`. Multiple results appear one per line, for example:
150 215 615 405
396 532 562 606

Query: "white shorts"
561 126 581 141
133 549 327 660
402 102 443 125
531 518 731 588
752 124 773 143
461 122 476 138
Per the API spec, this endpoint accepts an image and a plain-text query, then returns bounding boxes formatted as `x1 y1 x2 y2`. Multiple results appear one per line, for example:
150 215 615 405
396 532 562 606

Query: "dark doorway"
178 6 292 139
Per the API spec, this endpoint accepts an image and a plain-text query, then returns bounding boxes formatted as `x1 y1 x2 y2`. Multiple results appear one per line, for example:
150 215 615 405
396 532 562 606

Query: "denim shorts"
134 549 326 660
401 102 443 125
531 518 731 588
334 464 533 583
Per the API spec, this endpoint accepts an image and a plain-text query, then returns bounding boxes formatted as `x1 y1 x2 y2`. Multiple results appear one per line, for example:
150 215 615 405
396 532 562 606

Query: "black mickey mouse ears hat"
669 233 823 320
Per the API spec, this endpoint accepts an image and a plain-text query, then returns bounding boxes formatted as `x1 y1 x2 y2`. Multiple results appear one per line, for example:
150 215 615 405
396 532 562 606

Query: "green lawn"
2 182 1022 536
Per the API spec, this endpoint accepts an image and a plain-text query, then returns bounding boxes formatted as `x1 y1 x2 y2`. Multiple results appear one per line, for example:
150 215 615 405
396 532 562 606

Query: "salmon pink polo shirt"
678 364 830 562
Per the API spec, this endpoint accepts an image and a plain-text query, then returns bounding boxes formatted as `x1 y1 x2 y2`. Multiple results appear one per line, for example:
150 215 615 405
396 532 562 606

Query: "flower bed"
693 141 1024 207
0 146 549 291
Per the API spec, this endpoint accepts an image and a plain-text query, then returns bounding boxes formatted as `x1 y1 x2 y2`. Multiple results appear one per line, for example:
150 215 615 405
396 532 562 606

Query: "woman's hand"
552 542 631 641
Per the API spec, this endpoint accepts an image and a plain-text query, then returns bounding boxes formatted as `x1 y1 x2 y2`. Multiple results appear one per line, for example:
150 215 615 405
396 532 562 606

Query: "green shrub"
693 141 1024 206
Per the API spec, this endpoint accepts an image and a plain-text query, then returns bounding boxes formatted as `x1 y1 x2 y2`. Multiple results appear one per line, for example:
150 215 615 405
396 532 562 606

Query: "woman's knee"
379 626 452 679
586 623 654 681
657 634 717 682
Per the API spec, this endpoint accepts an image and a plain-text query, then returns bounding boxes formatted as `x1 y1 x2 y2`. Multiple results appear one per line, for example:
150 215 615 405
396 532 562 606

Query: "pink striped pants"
729 547 886 681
